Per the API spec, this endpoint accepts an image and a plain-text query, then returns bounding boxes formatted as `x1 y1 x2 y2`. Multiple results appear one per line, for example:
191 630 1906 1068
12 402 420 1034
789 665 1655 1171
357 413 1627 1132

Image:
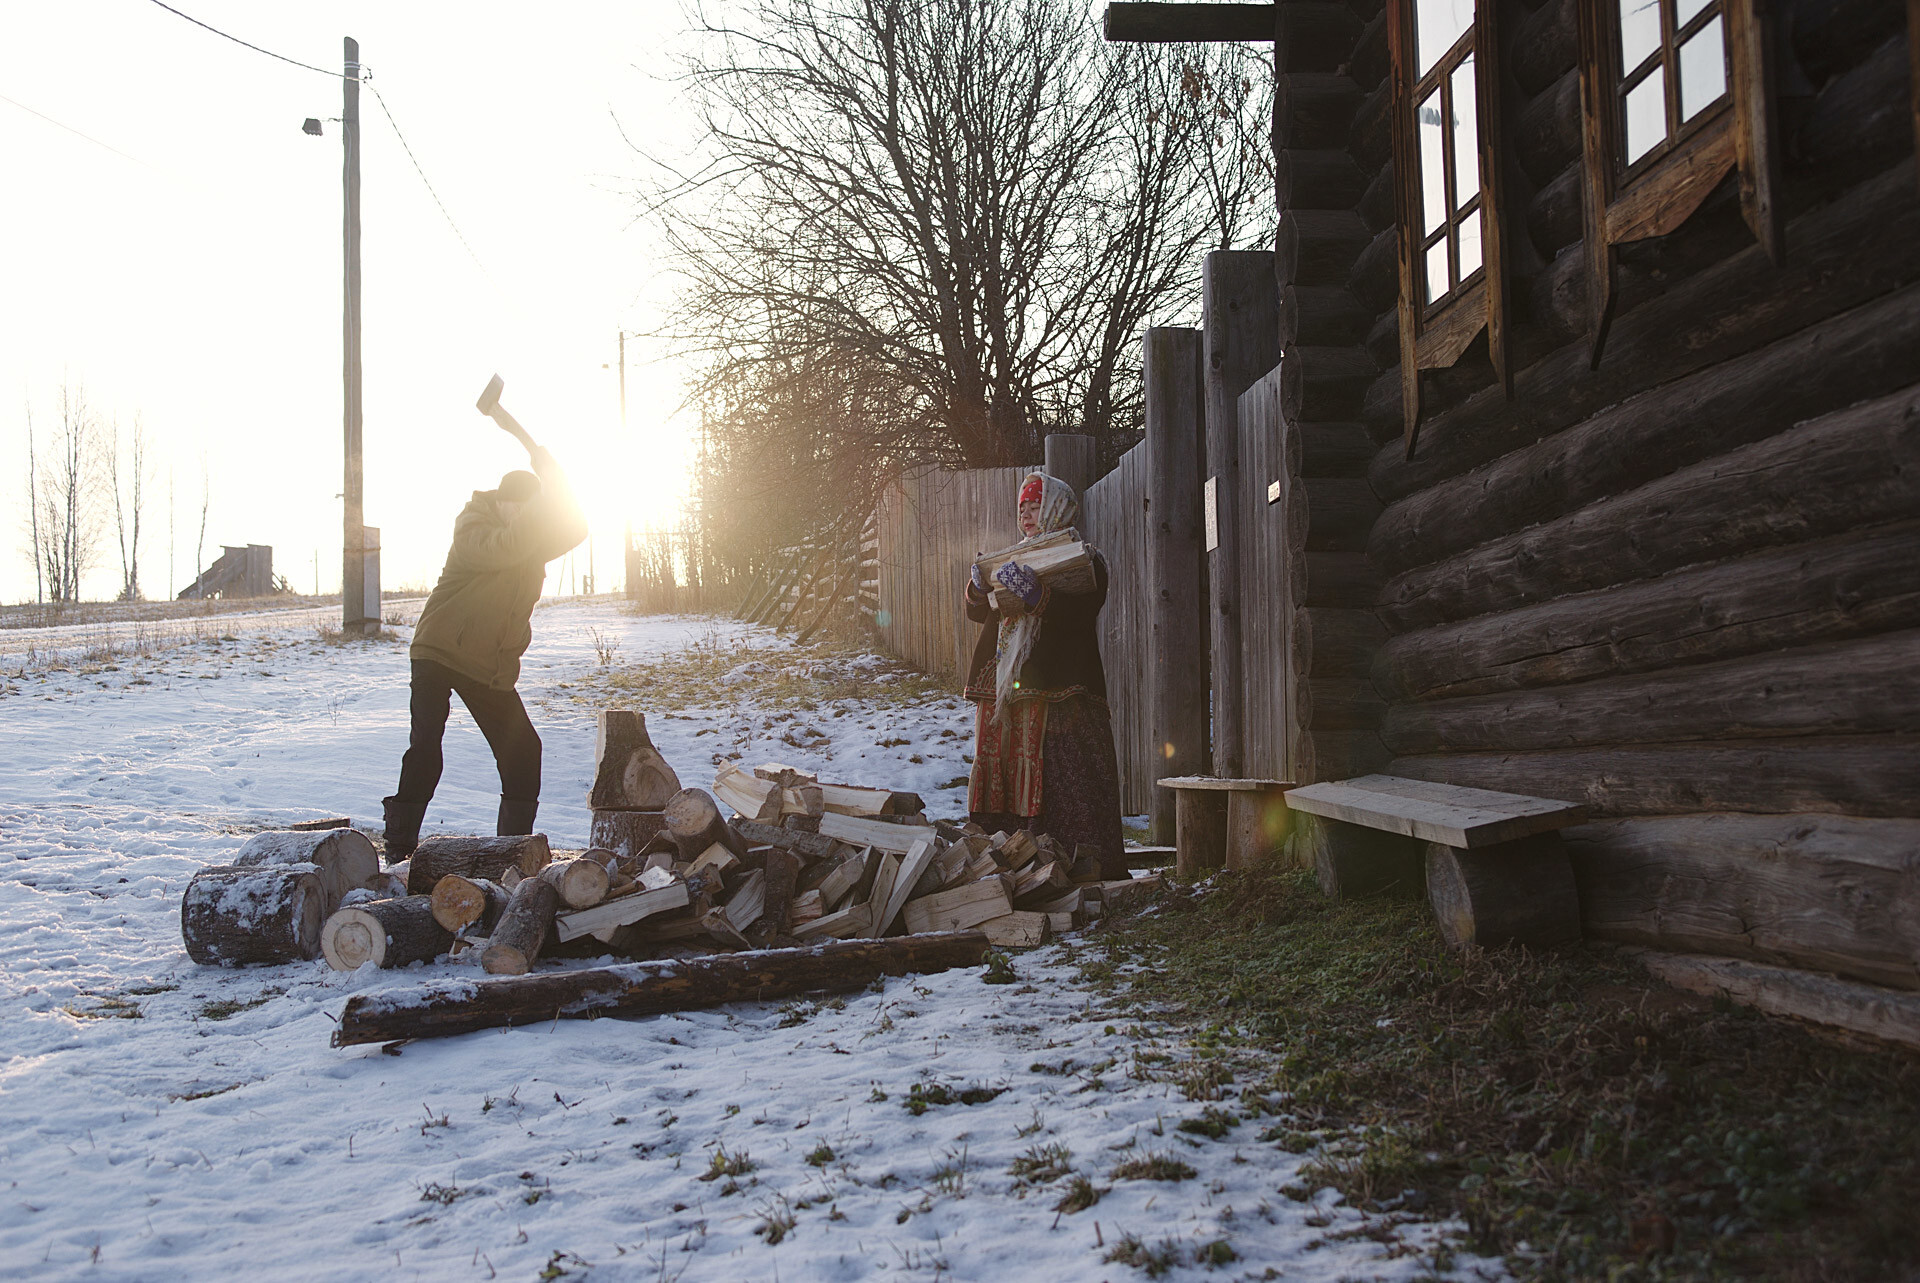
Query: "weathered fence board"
1083 438 1154 814
1237 369 1298 783
869 467 1028 680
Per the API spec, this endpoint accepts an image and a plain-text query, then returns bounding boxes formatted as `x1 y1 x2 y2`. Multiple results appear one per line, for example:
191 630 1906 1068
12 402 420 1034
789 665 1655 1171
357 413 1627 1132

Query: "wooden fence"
1081 440 1155 814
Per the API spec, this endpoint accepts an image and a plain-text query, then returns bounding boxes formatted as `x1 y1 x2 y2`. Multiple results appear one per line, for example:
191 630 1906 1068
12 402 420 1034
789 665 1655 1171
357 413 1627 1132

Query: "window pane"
1416 0 1474 76
1450 56 1479 208
1623 69 1666 163
1417 89 1447 234
1676 0 1713 26
1678 16 1727 120
1617 0 1661 73
1458 209 1483 280
1425 236 1451 304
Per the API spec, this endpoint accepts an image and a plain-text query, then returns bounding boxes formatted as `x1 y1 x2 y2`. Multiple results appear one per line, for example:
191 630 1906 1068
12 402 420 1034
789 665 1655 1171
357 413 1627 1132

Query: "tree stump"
430 875 512 933
406 834 551 896
1174 789 1228 877
233 828 378 913
320 895 450 970
1425 833 1582 949
181 866 326 966
482 877 559 975
589 809 670 858
589 710 681 809
1302 813 1425 899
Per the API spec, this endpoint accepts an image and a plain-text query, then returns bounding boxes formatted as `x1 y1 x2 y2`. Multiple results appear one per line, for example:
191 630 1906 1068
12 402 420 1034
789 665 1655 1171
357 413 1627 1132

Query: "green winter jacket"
410 449 588 690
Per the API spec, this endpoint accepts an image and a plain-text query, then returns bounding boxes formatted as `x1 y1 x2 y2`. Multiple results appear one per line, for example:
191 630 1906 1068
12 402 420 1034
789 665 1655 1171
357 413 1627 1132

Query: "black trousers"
393 657 542 807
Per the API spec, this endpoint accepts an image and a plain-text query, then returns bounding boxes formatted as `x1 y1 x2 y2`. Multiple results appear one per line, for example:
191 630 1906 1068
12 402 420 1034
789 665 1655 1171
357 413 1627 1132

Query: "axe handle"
485 406 537 453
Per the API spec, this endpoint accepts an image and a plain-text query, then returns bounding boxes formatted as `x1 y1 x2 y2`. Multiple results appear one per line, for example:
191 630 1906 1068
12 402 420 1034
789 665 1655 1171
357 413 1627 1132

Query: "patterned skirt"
968 692 1126 879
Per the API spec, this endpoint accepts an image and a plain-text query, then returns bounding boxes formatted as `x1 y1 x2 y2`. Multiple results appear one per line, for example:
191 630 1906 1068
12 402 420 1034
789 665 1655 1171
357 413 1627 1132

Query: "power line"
144 0 346 79
367 85 492 278
0 91 153 167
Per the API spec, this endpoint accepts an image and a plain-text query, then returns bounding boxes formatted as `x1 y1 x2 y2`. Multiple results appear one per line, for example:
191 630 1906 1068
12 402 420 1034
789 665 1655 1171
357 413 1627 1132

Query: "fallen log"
321 895 451 970
330 930 993 1046
406 834 551 896
182 865 327 966
233 828 378 913
482 877 559 975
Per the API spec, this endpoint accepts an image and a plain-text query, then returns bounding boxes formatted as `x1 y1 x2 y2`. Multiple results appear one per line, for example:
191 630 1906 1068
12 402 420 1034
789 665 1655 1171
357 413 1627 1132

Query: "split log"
539 851 616 910
321 895 450 971
819 812 934 854
331 931 993 1046
686 843 739 880
859 853 903 938
754 762 817 786
780 785 825 817
815 847 875 910
979 911 1050 948
1300 813 1424 899
588 809 670 858
791 902 871 939
1374 522 1920 703
551 877 691 942
481 877 559 975
1368 282 1920 580
1377 384 1920 633
874 838 939 937
406 834 551 897
817 783 890 816
588 710 681 810
1425 834 1582 950
720 868 768 935
665 787 747 861
181 866 326 966
788 888 825 925
733 817 840 861
430 874 512 933
233 828 378 913
904 879 1013 934
748 848 801 947
713 763 782 822
884 791 926 816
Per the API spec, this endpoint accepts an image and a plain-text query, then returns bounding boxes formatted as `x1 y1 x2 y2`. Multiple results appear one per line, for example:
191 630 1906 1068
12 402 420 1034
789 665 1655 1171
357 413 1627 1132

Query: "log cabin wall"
1306 0 1920 990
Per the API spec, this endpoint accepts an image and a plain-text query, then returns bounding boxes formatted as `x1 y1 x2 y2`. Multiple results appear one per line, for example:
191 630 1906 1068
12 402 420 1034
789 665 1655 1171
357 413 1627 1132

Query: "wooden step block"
1425 833 1581 949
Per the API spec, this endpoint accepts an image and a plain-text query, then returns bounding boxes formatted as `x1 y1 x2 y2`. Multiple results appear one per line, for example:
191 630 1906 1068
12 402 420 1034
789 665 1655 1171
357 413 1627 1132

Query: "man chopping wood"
380 383 588 861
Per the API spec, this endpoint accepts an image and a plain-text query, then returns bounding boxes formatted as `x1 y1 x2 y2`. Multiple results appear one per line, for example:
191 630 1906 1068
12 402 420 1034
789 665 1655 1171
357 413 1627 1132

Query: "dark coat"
410 450 587 690
963 549 1109 704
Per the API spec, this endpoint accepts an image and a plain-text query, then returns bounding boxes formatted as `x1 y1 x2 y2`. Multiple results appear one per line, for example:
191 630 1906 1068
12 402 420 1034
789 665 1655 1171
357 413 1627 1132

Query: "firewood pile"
181 709 1158 980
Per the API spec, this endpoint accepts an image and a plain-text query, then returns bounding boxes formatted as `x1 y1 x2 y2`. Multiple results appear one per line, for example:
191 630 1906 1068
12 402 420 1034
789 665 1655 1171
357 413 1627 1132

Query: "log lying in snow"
588 710 681 810
321 895 451 970
182 865 327 966
405 834 551 896
482 876 559 975
330 930 992 1046
233 828 378 913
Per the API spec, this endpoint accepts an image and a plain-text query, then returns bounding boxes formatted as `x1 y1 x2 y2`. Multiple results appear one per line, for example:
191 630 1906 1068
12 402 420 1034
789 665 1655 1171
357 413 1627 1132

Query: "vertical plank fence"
1081 439 1155 815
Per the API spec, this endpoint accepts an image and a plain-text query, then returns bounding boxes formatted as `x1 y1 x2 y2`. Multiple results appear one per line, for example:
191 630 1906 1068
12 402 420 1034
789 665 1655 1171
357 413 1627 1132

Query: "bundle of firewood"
973 527 1097 611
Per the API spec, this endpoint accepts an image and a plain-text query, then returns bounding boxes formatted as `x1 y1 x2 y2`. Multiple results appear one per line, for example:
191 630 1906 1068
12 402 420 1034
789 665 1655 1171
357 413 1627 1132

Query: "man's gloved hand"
994 560 1044 610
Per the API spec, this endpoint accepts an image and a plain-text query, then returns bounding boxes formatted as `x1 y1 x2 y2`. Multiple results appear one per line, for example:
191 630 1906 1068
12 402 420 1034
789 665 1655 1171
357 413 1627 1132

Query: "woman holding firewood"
963 471 1125 878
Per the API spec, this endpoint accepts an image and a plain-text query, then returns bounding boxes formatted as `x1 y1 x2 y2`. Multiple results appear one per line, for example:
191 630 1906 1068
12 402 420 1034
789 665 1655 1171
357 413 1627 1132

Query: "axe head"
476 374 505 415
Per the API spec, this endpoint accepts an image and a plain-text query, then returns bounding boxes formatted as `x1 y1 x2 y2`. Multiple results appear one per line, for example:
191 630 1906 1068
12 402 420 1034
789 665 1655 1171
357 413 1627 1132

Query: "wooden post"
1044 433 1097 500
1203 251 1279 779
1143 328 1208 845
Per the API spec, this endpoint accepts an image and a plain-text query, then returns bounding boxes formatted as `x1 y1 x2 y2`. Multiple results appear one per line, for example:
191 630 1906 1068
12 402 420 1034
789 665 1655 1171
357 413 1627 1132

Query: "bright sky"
0 0 697 604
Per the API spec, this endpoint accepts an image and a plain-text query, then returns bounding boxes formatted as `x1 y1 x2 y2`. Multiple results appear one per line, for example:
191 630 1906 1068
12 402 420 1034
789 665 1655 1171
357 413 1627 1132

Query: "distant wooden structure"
179 545 274 600
1098 0 1920 1039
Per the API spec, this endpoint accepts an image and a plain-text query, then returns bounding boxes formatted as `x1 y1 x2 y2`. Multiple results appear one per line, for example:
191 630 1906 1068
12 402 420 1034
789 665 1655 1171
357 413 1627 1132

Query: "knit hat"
497 470 541 502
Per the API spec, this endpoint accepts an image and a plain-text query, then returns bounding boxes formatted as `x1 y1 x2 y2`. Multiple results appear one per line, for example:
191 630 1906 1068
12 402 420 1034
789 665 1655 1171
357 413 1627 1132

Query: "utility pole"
341 36 375 634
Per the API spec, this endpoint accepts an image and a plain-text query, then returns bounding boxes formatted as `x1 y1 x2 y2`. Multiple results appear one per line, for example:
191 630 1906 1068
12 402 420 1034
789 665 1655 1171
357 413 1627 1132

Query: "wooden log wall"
1318 0 1920 993
1081 437 1155 814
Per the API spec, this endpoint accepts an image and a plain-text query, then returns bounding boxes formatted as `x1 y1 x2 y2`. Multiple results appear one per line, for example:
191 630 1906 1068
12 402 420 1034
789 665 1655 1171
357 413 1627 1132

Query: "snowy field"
0 601 1496 1282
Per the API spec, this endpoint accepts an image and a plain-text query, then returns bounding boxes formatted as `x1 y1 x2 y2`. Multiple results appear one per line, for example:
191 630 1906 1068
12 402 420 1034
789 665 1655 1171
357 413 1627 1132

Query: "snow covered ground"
0 600 1497 1281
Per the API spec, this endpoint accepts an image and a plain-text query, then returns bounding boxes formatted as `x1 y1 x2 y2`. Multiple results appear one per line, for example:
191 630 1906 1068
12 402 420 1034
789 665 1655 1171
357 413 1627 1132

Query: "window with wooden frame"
1391 0 1511 458
1578 0 1783 365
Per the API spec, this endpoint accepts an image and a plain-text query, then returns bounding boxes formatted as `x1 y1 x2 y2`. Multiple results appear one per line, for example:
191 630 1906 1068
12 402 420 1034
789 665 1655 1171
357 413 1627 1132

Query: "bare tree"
109 415 152 601
23 409 45 605
194 454 210 595
27 385 105 603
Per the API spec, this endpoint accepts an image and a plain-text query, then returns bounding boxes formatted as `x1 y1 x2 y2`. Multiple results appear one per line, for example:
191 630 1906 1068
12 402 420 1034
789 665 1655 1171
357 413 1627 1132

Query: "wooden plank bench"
1154 777 1295 877
1283 775 1588 949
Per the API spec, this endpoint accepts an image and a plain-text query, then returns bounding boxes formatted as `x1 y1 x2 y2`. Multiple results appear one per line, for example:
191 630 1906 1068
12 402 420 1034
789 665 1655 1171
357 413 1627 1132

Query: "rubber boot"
381 796 427 865
497 796 539 837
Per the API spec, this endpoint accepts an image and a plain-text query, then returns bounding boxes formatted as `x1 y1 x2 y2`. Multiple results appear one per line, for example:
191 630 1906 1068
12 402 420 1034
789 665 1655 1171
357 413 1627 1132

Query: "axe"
475 374 536 453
